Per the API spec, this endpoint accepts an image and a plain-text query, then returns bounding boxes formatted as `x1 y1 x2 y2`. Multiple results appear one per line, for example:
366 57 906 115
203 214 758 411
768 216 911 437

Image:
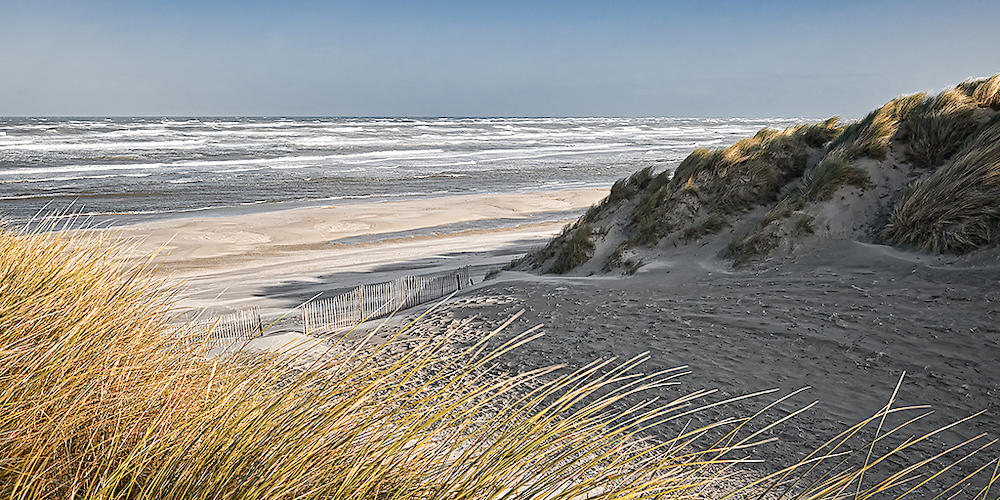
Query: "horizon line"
0 114 830 120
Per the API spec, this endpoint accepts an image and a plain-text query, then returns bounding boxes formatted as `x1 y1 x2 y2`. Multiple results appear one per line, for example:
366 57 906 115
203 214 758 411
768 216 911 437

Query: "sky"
2 0 999 118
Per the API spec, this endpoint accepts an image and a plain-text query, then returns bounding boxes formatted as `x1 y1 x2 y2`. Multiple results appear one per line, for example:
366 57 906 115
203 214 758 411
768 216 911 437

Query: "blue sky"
2 0 998 117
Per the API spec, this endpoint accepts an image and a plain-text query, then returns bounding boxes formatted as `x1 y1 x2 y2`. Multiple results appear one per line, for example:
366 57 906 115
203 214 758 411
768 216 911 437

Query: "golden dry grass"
826 94 925 161
958 75 1000 110
2 226 999 498
884 116 1000 253
899 89 981 168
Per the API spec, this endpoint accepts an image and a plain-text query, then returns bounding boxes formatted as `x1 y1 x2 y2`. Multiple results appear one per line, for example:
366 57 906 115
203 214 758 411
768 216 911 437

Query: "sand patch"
315 221 372 233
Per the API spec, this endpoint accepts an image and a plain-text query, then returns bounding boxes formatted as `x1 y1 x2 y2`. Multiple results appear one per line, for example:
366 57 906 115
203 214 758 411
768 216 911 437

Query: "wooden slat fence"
199 306 264 343
301 266 471 335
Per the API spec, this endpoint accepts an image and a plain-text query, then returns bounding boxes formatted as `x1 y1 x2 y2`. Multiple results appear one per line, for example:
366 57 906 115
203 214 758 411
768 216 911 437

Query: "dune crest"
517 75 1000 276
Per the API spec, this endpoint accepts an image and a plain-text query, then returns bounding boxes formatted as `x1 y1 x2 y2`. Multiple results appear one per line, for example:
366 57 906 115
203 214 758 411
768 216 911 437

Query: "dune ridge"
516 74 1000 275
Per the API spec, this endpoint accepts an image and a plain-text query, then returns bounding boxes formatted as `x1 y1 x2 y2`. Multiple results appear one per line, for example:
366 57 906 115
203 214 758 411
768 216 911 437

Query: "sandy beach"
195 221 1000 492
111 187 608 314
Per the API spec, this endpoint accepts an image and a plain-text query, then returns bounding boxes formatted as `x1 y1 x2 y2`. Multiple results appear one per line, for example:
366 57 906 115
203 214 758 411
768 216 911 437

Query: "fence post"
257 308 263 338
302 304 309 335
356 287 363 323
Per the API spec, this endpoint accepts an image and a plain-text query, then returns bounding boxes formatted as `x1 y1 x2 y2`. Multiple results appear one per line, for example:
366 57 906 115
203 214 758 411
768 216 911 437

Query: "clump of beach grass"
669 119 842 212
581 167 656 226
516 219 597 274
728 151 870 265
755 140 875 226
957 74 1000 110
794 152 872 204
603 241 644 275
550 222 595 274
884 116 1000 253
726 228 782 267
899 89 980 168
795 214 817 235
3 225 999 499
606 166 656 207
826 93 926 161
680 213 728 243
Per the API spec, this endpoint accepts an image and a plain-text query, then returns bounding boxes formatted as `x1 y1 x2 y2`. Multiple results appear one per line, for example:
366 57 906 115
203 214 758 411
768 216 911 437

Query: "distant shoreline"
112 182 612 228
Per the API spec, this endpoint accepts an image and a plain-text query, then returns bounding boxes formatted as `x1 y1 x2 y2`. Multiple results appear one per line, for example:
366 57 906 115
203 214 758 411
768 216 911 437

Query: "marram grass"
1 226 998 499
885 115 1000 253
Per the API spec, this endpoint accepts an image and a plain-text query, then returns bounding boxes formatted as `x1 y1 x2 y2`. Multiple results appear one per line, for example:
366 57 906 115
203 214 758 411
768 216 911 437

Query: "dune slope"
517 74 1000 275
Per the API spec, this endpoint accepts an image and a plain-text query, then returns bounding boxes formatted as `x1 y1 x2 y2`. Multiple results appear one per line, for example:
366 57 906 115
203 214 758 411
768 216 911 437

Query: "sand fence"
201 267 472 342
204 306 264 342
301 267 471 335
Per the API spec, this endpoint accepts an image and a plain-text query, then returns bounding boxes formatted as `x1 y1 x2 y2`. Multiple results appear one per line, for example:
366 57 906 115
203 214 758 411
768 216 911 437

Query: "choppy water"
0 117 804 225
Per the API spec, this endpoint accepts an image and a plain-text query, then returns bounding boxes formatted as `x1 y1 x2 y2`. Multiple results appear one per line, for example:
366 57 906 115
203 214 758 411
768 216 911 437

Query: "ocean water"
0 117 803 225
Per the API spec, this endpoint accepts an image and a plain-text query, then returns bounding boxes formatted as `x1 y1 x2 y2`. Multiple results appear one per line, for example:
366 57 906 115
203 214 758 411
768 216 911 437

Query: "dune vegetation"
519 74 1000 274
2 224 1000 497
884 115 1000 253
623 119 842 247
526 221 596 275
734 75 1000 262
516 120 843 273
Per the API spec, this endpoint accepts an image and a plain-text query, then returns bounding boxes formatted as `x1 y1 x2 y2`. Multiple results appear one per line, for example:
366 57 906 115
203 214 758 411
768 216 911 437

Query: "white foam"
0 163 168 176
0 139 206 151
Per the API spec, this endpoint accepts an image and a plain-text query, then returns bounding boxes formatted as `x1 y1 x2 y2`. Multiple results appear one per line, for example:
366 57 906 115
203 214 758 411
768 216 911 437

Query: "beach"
6 2 1000 496
106 179 1000 489
61 115 998 492
111 187 608 314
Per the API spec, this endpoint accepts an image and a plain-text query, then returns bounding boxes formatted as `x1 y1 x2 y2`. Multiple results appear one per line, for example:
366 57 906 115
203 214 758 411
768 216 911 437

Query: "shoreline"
16 182 614 228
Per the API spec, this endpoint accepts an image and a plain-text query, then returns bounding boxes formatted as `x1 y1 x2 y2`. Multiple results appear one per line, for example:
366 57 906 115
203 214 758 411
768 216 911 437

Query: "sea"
0 117 804 226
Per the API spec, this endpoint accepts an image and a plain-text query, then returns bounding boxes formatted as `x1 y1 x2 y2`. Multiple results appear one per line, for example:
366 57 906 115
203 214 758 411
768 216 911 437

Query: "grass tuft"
899 89 980 168
957 74 1000 110
826 93 925 161
680 213 728 243
727 227 782 267
627 120 841 246
549 222 595 274
607 166 656 206
884 115 1000 253
795 214 817 235
751 152 871 235
796 153 872 203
